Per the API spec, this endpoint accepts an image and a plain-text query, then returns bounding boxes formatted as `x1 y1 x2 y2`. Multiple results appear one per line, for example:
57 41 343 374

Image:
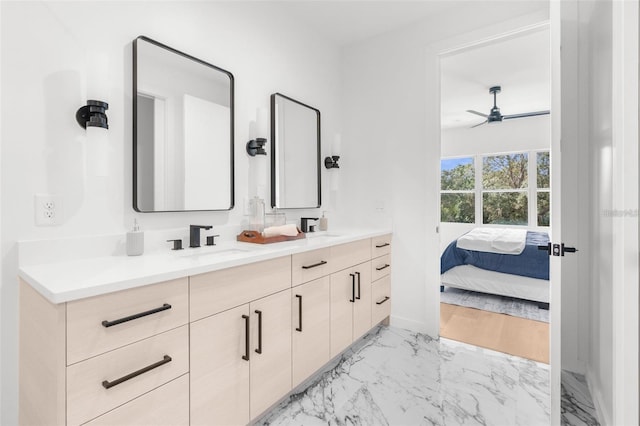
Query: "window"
440 151 550 227
440 157 475 223
482 153 528 225
536 151 550 226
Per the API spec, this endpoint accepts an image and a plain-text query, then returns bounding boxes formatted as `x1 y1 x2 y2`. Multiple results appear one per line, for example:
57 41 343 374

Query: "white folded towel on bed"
456 227 527 255
262 224 299 238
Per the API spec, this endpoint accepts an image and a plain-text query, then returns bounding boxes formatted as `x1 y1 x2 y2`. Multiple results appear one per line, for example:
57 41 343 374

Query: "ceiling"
264 1 461 46
440 27 551 129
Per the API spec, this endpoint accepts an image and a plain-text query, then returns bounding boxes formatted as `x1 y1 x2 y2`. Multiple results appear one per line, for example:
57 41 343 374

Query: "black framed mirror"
270 93 321 209
133 36 234 212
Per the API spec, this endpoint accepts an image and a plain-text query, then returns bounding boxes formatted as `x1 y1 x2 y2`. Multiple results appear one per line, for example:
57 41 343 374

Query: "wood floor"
440 302 549 364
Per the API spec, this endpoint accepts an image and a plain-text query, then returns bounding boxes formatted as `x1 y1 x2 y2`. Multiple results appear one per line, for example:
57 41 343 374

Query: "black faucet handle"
190 225 213 230
206 234 220 246
167 239 183 250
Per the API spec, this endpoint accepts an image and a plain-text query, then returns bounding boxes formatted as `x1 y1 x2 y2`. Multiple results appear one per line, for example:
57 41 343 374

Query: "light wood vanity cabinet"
19 233 391 426
291 276 331 388
329 262 372 357
190 289 292 425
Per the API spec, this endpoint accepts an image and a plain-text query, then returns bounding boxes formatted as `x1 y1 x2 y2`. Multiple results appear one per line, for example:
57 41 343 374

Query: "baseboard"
390 315 433 335
585 370 610 426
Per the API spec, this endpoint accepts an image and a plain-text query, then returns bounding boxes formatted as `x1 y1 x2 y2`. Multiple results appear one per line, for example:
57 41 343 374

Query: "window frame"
440 149 550 229
440 156 476 224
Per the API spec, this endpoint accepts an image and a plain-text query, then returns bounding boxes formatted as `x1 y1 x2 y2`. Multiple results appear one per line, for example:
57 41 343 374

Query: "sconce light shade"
76 100 109 129
246 138 267 156
324 155 340 169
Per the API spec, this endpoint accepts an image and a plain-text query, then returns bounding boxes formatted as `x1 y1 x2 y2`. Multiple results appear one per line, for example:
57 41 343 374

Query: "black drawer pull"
349 274 355 303
302 260 327 270
376 296 391 305
102 355 172 389
296 295 303 332
355 272 361 300
255 310 263 354
242 314 250 361
376 264 390 271
375 243 390 248
101 303 172 328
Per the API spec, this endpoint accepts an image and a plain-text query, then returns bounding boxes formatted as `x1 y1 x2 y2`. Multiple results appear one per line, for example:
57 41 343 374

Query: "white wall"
339 3 549 335
574 0 639 424
440 115 550 251
0 2 342 423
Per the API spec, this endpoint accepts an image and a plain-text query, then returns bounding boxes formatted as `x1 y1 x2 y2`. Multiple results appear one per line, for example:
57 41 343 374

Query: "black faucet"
189 225 212 248
300 217 318 233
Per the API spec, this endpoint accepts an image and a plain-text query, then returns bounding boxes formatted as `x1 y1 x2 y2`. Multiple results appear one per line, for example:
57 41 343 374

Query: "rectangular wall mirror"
270 93 321 209
133 36 234 212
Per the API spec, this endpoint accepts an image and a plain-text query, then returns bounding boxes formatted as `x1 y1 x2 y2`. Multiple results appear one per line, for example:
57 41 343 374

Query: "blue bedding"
441 231 550 280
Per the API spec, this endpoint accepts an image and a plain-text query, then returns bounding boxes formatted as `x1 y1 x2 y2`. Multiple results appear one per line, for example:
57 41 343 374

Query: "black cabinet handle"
355 272 361 300
102 355 172 389
375 243 390 248
101 303 171 328
242 314 250 361
376 264 390 271
296 295 303 332
349 274 355 303
302 260 327 270
255 310 262 354
376 296 391 305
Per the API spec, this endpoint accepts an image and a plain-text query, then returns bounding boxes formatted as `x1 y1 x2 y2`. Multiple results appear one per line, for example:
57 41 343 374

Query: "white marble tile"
257 326 551 426
561 370 600 426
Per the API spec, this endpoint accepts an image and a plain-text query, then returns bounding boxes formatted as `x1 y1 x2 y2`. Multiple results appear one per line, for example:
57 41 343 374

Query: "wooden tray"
236 229 306 244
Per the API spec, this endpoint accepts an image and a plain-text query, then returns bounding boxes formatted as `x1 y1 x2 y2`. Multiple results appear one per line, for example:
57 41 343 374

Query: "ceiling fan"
467 86 550 128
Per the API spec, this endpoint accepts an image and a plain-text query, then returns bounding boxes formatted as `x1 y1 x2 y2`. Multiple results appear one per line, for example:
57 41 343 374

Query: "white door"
549 1 563 422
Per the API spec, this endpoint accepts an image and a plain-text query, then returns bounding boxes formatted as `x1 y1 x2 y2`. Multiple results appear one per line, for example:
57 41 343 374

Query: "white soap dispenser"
126 219 144 256
319 211 328 231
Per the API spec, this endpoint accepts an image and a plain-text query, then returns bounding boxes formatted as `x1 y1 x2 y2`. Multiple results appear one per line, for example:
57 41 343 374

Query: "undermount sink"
175 245 253 258
305 232 342 239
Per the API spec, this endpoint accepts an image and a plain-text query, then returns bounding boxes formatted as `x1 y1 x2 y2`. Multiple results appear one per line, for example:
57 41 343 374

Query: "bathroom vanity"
18 230 392 425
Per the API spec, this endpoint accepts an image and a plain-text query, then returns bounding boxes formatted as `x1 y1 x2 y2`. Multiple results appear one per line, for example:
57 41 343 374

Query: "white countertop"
18 229 391 304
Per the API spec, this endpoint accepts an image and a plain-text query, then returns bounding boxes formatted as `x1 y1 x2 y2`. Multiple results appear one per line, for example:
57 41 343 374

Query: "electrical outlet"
35 194 62 226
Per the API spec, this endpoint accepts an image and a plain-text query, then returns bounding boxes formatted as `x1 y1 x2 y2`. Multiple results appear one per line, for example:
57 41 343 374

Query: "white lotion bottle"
126 219 144 256
319 211 328 231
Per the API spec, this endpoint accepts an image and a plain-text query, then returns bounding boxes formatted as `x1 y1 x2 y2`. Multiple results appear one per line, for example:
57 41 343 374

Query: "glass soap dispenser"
319 211 328 231
249 196 265 233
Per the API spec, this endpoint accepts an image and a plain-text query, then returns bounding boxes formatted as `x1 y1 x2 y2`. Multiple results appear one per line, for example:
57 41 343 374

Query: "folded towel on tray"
456 227 527 255
263 224 299 238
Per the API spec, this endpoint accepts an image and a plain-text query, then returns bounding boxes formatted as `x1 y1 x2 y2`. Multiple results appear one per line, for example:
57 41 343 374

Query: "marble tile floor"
258 326 550 426
561 371 600 426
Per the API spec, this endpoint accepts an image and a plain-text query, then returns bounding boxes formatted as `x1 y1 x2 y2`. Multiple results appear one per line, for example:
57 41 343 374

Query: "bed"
440 228 550 306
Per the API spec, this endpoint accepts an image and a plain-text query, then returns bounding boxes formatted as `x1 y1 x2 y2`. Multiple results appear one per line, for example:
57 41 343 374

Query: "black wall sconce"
324 155 340 169
76 100 109 129
246 138 267 156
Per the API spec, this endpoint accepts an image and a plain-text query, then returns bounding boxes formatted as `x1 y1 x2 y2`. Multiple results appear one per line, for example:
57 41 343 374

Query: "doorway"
437 26 551 364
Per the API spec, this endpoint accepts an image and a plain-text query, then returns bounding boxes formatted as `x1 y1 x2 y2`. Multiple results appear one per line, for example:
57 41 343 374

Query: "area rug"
440 287 550 323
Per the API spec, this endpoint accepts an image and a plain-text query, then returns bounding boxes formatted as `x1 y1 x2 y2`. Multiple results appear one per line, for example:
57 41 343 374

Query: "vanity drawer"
371 234 392 258
66 325 189 426
66 278 188 365
292 248 331 286
371 254 391 282
330 239 371 274
190 256 291 321
83 374 189 426
371 275 391 325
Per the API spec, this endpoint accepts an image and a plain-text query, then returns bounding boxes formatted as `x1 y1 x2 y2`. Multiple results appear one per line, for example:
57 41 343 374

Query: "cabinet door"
190 304 250 426
330 268 356 358
352 261 372 341
292 276 330 388
249 289 292 419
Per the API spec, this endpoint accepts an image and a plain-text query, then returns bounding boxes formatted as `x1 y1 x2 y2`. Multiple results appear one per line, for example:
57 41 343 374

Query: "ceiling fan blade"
503 110 550 120
466 110 489 118
471 120 488 128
